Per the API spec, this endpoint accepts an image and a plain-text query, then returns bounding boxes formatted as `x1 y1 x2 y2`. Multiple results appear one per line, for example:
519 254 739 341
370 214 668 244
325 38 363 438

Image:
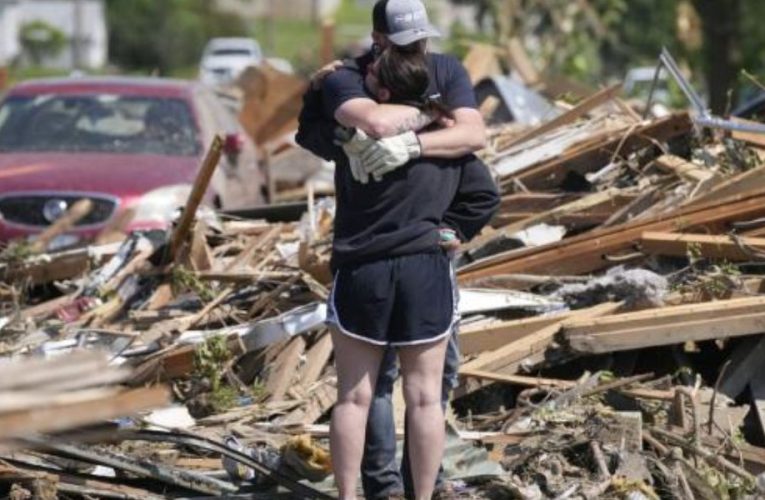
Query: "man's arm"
334 98 434 139
417 107 486 157
442 157 499 242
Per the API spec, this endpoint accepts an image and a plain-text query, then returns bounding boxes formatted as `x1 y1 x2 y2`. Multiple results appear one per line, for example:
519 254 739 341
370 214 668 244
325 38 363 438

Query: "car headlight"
132 184 192 225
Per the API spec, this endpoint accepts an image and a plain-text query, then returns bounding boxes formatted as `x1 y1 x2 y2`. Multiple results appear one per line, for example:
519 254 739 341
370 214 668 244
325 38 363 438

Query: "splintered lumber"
459 313 571 356
653 154 717 184
169 135 224 260
459 189 765 280
461 301 621 375
462 43 502 84
265 336 306 401
459 368 577 390
300 332 333 389
688 163 765 207
497 83 623 151
505 37 540 85
496 188 627 236
640 232 765 261
564 295 765 353
237 63 307 146
502 112 692 191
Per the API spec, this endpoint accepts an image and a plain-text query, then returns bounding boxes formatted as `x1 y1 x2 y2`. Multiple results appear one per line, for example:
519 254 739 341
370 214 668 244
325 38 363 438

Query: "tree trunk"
693 0 742 114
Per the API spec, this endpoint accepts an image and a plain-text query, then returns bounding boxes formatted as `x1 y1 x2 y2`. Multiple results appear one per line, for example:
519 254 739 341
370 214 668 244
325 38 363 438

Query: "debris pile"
3 49 765 498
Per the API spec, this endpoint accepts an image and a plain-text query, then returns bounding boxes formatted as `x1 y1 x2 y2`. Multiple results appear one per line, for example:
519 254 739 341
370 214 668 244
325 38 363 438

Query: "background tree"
449 0 765 111
19 20 68 66
104 0 249 74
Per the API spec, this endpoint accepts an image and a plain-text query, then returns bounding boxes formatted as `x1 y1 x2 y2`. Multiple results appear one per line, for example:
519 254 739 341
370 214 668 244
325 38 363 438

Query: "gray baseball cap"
375 0 441 46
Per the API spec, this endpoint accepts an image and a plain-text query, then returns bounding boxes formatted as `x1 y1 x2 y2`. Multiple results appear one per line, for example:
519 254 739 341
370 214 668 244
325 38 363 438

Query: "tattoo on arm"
395 111 434 134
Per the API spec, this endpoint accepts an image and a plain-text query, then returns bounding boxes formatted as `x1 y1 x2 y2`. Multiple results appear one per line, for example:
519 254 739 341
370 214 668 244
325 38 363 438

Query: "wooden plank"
0 386 169 440
458 313 570 356
564 295 765 335
505 37 540 85
653 154 717 184
640 231 765 261
300 331 333 389
461 301 621 374
265 336 306 401
281 381 336 425
504 112 693 191
496 188 625 236
458 188 765 281
566 304 765 354
497 83 622 151
462 43 502 84
459 368 576 389
688 164 765 207
169 135 224 260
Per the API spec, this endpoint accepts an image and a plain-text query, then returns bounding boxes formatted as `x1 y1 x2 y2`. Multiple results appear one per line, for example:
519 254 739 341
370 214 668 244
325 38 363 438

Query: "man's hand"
310 59 343 90
358 131 422 181
439 228 460 254
340 129 377 184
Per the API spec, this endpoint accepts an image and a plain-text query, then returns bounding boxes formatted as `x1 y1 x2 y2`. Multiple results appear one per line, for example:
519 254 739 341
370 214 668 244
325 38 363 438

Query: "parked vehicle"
199 38 263 87
0 76 266 248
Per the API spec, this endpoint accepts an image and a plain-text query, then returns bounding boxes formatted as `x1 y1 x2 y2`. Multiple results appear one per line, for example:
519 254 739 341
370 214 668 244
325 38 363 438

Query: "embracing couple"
296 1 499 498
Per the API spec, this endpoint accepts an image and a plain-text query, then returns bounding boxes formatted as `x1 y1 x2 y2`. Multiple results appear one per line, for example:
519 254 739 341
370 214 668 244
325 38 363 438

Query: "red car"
0 77 266 249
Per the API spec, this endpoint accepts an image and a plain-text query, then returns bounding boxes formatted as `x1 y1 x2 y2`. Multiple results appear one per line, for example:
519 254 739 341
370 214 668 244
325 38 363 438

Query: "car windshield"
0 94 201 156
211 48 253 57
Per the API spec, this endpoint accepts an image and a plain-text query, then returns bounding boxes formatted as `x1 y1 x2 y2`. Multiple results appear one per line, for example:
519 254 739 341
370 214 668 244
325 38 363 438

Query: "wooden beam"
688 164 765 207
640 231 765 261
266 336 306 401
497 83 623 151
502 112 692 191
461 301 621 374
653 154 717 184
462 43 502 85
458 188 765 281
458 314 570 356
564 296 765 353
169 135 224 260
300 331 333 389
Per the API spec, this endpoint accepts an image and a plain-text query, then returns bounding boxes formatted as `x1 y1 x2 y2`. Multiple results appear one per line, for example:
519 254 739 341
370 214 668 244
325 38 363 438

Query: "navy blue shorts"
327 251 456 346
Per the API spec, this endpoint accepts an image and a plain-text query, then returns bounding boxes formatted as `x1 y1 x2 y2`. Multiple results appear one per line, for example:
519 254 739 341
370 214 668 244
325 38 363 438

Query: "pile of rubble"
3 50 765 499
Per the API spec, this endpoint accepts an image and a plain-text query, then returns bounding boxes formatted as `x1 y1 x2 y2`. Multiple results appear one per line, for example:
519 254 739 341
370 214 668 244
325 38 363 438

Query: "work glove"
359 130 422 181
340 128 376 184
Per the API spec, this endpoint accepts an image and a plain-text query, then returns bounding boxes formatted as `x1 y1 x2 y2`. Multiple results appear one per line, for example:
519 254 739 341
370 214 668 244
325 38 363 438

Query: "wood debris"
3 58 765 499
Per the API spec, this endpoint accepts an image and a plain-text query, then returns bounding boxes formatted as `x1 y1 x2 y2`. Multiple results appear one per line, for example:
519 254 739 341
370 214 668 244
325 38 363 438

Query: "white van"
199 38 263 87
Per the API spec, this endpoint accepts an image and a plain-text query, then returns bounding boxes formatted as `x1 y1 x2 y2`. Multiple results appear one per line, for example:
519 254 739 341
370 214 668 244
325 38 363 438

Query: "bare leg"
329 327 385 500
398 337 450 500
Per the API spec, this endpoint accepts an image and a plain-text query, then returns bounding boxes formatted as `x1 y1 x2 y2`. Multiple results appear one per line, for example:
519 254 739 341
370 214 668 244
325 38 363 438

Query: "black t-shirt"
301 52 496 270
